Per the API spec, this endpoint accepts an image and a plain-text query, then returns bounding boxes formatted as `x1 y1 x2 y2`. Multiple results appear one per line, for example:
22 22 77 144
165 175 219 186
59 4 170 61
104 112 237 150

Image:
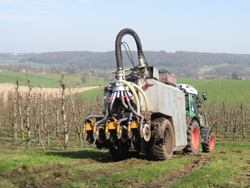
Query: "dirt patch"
6 158 99 179
0 83 99 99
127 154 215 188
8 156 156 188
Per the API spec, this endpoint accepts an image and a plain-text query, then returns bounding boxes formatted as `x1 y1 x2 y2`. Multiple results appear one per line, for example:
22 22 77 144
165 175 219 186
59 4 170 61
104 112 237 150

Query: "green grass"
171 142 250 188
177 78 250 105
79 87 104 99
0 72 108 88
1 142 249 187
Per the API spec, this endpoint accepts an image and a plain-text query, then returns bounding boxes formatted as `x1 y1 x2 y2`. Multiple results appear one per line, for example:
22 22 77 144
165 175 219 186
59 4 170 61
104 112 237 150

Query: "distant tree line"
18 51 250 77
1 51 250 77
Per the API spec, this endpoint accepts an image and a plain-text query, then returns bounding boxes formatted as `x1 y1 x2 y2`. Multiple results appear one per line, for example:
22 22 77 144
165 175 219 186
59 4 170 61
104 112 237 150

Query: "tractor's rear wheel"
146 117 174 161
184 120 200 155
202 131 215 152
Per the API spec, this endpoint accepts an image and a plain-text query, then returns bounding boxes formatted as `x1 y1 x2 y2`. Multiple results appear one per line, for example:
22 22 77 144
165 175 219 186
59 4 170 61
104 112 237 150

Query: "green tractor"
177 84 215 154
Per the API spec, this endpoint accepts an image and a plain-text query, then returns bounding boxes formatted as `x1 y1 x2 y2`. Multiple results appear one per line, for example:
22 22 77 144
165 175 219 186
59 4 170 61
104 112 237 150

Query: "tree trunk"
61 74 69 150
26 76 32 150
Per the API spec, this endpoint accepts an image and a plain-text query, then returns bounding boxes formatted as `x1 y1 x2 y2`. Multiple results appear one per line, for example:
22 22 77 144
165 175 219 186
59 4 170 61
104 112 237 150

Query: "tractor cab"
177 84 207 125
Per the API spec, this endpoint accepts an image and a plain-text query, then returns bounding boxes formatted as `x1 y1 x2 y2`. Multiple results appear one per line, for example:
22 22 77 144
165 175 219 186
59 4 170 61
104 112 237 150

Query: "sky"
1 0 250 54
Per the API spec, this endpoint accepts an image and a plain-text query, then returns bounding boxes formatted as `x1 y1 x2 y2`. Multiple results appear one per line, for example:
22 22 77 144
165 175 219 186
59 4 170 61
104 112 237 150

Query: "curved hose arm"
115 28 145 80
119 80 140 113
129 82 149 111
115 28 145 70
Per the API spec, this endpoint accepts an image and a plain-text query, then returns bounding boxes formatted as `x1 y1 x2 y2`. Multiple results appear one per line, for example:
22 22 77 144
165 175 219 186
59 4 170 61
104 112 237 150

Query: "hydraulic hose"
119 80 140 113
83 115 105 127
128 82 149 111
94 102 110 126
121 91 128 109
127 112 133 125
125 92 144 124
109 91 117 115
117 117 129 125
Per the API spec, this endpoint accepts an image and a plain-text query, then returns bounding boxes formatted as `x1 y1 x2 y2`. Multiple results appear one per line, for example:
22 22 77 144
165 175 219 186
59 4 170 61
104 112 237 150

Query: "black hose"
125 93 144 124
117 117 129 125
115 28 145 71
127 112 133 125
121 91 128 109
83 115 105 127
109 92 117 114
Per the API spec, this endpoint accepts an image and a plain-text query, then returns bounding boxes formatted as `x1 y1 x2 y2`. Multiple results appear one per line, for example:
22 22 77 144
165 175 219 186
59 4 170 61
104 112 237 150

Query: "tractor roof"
177 84 198 95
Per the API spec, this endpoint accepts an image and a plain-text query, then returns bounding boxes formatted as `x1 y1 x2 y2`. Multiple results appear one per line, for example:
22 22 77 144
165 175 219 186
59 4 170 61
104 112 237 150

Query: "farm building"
19 69 26 73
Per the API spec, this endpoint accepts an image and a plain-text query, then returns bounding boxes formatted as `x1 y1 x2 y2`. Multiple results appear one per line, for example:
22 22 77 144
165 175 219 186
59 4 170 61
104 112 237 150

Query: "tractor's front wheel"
184 120 200 155
202 131 215 152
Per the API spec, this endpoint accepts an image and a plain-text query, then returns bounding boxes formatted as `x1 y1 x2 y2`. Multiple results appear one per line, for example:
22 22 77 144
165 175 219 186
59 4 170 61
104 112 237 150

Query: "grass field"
0 72 108 88
0 56 51 70
78 77 250 105
198 64 229 74
0 140 249 187
178 78 250 105
79 86 103 99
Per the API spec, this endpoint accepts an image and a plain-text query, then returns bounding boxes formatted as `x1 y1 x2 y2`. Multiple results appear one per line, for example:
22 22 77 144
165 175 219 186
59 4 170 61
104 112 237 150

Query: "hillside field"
0 72 249 106
83 78 250 106
178 78 250 106
0 72 108 88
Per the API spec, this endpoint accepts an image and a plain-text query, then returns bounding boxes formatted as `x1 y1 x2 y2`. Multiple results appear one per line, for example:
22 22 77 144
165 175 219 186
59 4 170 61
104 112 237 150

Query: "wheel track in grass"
2 147 231 188
126 154 215 188
4 155 157 187
6 152 217 188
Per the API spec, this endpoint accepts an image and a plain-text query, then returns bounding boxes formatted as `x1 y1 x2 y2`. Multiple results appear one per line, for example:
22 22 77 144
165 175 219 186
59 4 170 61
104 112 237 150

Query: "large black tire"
146 117 174 161
184 120 200 155
202 131 215 153
109 145 139 161
109 144 122 161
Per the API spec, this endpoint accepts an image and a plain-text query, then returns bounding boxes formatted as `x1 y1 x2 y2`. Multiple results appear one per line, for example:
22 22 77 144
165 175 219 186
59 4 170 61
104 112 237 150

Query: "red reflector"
186 85 189 88
177 97 182 100
105 87 109 91
145 83 150 88
186 117 188 122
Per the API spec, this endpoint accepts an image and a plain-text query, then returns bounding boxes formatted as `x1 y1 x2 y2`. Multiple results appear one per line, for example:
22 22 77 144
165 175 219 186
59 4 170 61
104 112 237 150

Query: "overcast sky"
1 0 250 54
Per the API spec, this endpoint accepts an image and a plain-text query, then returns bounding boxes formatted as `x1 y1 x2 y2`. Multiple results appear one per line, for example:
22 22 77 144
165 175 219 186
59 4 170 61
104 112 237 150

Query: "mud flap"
200 126 212 143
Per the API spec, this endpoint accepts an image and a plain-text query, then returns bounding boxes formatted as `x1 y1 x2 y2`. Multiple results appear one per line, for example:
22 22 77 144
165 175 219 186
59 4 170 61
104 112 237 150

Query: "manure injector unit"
83 28 215 160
